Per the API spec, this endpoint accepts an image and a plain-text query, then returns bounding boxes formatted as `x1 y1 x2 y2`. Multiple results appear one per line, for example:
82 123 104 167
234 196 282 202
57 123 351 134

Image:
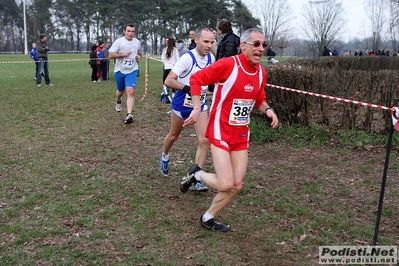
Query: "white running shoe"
189 181 209 192
115 101 122 112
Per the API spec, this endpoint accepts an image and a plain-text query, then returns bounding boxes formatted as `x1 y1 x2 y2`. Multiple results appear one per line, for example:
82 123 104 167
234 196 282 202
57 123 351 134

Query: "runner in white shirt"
109 24 142 124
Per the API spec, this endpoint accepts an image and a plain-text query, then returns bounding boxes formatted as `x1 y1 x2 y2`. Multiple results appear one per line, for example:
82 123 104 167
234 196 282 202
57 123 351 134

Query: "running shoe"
115 101 122 112
159 155 170 177
124 113 133 124
180 164 201 193
189 181 208 192
200 214 230 232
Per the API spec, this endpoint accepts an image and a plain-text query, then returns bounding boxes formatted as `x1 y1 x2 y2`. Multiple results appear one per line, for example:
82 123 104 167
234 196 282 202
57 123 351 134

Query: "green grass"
1 54 398 265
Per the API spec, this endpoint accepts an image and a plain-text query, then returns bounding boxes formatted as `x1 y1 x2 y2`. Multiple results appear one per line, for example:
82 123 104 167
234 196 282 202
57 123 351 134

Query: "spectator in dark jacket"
266 45 276 59
216 19 240 61
89 45 99 82
322 46 332 56
36 34 52 87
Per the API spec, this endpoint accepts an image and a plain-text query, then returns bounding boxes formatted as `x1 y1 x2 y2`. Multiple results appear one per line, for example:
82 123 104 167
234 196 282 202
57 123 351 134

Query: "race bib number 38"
229 99 255 125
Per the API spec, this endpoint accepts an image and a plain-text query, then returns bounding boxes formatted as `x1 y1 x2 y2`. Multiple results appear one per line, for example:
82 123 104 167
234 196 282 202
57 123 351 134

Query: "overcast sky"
243 0 369 41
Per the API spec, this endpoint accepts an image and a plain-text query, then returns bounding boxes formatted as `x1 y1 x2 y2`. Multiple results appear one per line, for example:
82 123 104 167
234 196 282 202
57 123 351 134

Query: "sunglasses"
244 41 267 48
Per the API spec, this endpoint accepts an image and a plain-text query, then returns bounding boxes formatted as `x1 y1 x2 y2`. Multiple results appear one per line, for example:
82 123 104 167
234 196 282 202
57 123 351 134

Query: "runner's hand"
183 109 200 126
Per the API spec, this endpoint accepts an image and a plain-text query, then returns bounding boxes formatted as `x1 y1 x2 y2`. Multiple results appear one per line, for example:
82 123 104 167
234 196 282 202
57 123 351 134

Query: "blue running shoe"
159 155 170 177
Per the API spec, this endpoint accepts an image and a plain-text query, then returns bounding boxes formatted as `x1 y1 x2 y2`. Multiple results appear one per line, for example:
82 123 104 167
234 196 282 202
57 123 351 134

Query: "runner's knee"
197 135 208 147
126 87 135 96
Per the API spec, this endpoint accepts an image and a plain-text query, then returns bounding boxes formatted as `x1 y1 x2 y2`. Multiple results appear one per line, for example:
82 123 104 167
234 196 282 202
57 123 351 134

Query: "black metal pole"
372 98 398 245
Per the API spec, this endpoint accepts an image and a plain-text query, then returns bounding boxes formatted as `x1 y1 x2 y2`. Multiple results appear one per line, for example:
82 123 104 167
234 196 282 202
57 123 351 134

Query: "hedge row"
264 57 399 133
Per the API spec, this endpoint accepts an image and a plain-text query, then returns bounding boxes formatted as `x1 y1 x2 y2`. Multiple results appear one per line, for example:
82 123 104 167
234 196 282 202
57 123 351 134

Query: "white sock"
162 153 169 161
194 170 203 181
202 212 214 222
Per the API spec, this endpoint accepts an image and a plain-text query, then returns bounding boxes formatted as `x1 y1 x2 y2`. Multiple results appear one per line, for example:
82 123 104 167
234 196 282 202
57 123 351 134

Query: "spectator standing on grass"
30 42 43 81
161 38 180 98
36 34 53 87
101 42 110 80
266 45 276 59
159 36 171 86
216 19 240 61
96 41 105 82
159 27 215 193
89 44 99 82
266 45 278 64
109 24 142 125
179 28 278 232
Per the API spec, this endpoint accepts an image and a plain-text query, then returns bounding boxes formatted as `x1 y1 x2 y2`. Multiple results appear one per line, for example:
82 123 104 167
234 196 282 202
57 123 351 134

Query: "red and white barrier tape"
266 83 393 111
0 58 108 64
266 83 399 131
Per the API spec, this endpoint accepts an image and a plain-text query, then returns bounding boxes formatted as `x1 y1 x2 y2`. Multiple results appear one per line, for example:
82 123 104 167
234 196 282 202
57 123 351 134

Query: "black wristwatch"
265 107 274 114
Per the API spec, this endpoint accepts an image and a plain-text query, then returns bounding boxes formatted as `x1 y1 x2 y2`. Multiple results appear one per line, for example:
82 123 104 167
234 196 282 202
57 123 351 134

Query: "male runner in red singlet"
180 28 279 232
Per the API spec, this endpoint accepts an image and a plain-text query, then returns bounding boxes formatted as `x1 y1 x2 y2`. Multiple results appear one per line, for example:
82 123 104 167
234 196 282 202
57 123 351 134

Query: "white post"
23 0 28 54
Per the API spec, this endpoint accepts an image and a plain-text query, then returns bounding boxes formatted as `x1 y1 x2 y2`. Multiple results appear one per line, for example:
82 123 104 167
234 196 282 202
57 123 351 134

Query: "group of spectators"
323 46 398 57
365 49 392 57
89 41 110 82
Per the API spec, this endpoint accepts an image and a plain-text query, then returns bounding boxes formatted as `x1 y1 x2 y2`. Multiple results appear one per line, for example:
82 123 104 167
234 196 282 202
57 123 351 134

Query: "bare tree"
365 0 389 51
300 0 346 57
247 0 292 48
388 0 399 52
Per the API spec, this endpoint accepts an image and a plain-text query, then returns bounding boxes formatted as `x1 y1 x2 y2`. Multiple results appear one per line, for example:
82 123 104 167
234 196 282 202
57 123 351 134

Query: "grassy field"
1 54 398 265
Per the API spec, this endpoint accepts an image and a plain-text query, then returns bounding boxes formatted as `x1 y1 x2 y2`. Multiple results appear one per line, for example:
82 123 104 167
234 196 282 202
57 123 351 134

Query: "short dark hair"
39 34 46 40
124 24 135 30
